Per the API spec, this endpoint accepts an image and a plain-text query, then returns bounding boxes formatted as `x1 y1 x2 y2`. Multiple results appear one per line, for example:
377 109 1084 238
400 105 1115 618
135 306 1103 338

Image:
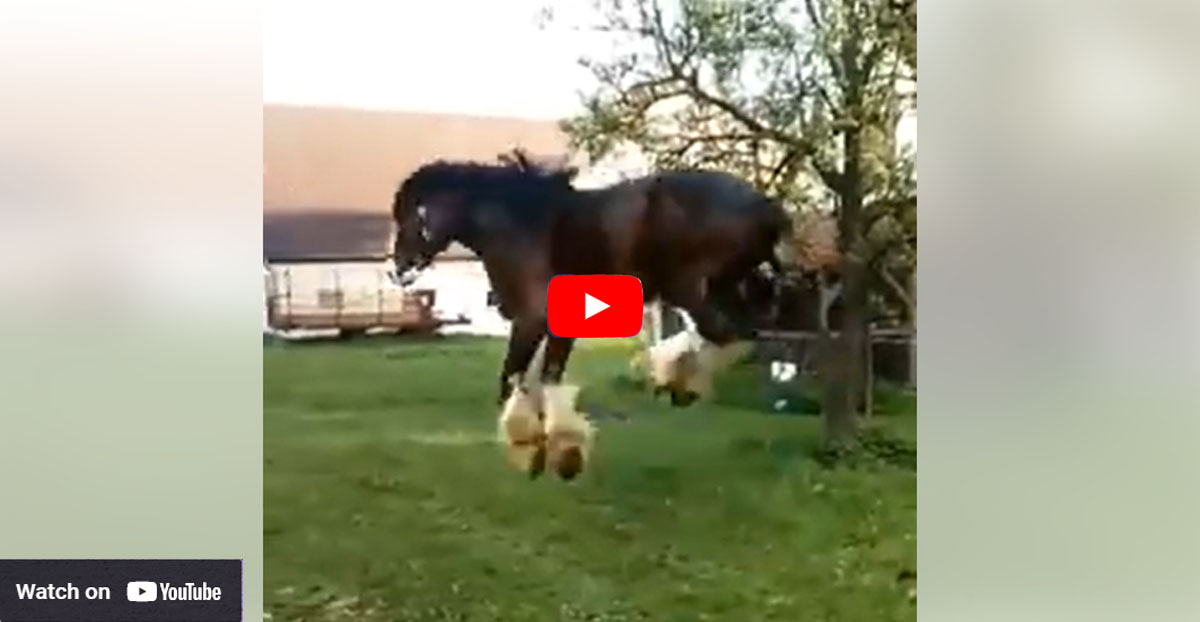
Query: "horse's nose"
386 268 417 287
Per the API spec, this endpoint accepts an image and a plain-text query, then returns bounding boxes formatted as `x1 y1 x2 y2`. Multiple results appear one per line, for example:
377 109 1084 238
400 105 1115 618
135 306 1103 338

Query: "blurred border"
0 0 263 618
921 0 1200 619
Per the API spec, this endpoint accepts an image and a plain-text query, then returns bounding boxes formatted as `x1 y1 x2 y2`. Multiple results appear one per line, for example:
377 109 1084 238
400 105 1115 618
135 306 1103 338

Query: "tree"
553 0 916 450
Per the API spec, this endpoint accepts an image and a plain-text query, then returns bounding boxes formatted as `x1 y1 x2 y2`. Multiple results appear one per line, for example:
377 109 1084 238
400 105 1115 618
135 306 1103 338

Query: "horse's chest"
480 249 553 318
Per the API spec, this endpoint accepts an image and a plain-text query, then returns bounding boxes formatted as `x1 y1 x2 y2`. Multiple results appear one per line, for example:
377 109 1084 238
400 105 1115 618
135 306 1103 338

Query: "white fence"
264 260 435 335
263 258 511 337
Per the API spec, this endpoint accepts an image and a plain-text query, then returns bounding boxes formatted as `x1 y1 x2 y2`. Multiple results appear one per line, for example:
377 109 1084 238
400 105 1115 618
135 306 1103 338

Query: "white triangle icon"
584 293 610 319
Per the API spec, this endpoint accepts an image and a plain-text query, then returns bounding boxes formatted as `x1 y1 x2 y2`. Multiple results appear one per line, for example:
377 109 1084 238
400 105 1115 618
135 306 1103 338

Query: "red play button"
547 275 643 338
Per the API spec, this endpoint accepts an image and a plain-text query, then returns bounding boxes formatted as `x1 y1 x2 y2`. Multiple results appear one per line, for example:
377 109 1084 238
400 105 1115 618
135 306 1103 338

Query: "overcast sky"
264 0 604 119
264 0 915 146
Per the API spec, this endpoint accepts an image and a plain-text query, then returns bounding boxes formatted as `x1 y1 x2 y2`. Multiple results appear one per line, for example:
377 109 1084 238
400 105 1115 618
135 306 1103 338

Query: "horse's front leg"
498 319 546 404
497 317 549 478
539 335 592 480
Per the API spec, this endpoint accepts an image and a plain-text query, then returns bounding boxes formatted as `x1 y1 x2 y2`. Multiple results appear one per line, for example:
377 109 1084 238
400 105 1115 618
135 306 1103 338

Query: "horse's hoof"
670 391 699 407
554 446 583 481
528 446 547 479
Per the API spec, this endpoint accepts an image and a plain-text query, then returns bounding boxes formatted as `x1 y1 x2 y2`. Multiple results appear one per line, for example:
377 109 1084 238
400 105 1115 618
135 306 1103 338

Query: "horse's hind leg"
708 273 758 340
668 285 740 346
658 278 747 406
540 335 592 480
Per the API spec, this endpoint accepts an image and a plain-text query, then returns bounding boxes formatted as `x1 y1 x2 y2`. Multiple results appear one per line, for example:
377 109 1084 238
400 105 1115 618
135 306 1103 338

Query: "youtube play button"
584 293 609 319
548 275 643 338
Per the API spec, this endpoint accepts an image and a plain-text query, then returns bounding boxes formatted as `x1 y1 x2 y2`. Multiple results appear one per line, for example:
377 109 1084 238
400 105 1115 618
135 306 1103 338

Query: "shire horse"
389 154 787 475
393 154 787 477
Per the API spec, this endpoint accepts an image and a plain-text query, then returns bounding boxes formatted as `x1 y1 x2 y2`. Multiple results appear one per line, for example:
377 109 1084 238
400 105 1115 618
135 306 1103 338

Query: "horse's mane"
396 153 578 226
396 149 577 217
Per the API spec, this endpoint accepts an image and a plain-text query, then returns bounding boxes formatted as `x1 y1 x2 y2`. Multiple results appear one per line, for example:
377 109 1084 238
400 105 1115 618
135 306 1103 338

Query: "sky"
263 0 915 146
263 0 604 119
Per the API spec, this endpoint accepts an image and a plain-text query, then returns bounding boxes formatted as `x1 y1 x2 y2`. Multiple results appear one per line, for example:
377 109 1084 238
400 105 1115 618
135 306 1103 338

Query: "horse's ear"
497 147 534 172
512 148 535 172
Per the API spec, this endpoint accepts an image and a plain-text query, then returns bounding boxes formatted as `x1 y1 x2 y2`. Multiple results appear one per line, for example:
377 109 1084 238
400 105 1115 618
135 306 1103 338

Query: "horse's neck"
459 197 558 250
569 189 609 216
446 206 492 255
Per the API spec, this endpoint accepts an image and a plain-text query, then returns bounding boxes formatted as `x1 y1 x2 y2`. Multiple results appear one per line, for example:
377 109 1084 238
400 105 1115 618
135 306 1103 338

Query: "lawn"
264 336 916 622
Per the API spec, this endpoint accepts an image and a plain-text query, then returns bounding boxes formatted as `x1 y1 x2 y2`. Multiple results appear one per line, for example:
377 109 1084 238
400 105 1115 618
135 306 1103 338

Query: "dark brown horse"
390 157 788 404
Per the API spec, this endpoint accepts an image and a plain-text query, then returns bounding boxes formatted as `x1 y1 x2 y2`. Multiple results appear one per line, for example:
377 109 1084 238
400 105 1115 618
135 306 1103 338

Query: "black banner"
0 560 241 622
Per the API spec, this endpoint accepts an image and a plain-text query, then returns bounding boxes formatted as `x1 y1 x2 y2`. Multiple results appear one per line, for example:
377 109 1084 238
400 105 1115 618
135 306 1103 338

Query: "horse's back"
653 170 780 219
549 169 787 298
643 170 787 255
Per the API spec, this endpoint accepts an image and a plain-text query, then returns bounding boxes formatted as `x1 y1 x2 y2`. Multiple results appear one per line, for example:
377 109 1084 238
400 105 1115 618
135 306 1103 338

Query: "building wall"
264 104 570 214
264 211 391 260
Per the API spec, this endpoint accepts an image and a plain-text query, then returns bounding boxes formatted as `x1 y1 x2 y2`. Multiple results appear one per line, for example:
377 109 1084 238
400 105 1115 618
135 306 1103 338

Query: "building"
263 103 572 336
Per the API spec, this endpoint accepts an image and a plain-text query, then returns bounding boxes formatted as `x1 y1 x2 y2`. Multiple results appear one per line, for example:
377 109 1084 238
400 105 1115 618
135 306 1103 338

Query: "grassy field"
265 336 916 622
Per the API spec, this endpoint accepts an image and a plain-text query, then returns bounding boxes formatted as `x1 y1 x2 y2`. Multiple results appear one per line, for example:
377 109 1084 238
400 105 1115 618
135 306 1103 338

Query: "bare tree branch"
768 148 801 186
805 0 845 83
861 40 887 84
878 264 915 315
864 195 915 229
814 82 842 120
650 0 682 74
686 81 816 156
811 159 843 191
803 0 824 31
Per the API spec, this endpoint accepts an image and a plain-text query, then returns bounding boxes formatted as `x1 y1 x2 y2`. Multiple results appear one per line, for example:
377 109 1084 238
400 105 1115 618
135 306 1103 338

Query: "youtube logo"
547 275 643 338
127 581 157 602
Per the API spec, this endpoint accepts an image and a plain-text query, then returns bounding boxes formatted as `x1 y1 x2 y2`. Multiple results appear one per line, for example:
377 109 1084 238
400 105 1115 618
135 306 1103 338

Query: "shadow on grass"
814 426 917 471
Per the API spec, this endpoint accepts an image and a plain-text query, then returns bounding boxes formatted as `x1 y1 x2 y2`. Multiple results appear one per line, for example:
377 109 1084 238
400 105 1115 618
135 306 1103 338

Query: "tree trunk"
823 248 868 449
822 199 868 447
863 322 874 419
821 0 871 452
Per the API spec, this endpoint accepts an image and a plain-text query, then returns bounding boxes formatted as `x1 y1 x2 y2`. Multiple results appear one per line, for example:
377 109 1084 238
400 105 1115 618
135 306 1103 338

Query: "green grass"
265 336 916 622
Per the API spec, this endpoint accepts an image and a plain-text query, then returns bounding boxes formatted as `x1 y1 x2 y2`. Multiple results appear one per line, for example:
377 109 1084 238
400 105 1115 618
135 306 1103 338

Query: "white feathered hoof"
542 385 594 481
645 325 723 407
669 389 700 407
527 444 547 479
552 446 583 481
498 383 548 478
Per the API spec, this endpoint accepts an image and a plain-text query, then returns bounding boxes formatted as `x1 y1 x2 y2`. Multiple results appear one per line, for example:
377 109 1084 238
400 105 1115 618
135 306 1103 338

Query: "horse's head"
390 158 576 286
389 167 469 286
